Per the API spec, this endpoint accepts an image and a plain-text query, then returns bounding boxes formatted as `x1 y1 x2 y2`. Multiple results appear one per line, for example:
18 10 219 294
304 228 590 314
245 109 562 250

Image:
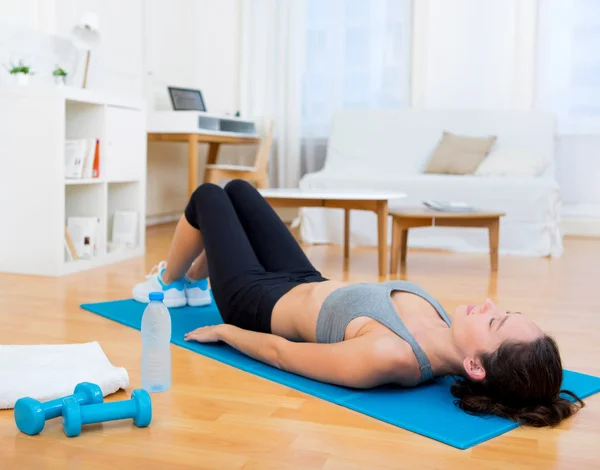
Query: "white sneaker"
132 261 187 308
185 277 212 307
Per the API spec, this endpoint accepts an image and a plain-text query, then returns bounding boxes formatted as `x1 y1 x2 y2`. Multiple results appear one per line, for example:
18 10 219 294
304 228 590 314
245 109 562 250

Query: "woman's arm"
184 324 407 388
185 323 282 366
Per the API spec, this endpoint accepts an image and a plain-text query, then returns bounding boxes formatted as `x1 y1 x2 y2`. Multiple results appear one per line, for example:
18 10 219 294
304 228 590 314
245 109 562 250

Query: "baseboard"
561 217 600 237
146 213 180 226
562 203 600 218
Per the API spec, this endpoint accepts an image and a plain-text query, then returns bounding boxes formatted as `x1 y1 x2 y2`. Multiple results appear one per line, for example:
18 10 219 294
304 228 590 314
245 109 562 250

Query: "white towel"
0 341 129 409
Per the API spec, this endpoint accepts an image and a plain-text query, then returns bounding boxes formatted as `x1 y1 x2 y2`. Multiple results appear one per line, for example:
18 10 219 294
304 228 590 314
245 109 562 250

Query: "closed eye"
490 312 521 331
496 312 522 331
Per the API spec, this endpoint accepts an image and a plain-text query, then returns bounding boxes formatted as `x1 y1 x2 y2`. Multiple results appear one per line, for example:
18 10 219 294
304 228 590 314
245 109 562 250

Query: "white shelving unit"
0 85 146 276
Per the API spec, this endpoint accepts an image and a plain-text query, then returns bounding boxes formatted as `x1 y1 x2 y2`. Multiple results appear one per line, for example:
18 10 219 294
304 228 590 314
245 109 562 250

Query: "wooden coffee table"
259 189 407 277
389 208 505 274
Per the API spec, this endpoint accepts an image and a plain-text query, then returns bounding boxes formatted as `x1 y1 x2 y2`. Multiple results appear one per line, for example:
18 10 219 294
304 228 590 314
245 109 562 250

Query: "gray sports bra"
315 280 452 383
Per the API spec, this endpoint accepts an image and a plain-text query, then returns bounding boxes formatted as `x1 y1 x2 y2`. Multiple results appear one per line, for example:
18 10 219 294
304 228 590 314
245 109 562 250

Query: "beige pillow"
424 132 497 175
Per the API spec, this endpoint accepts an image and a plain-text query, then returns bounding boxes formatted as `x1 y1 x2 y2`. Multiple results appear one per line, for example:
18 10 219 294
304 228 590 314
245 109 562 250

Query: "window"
537 0 600 133
300 0 412 139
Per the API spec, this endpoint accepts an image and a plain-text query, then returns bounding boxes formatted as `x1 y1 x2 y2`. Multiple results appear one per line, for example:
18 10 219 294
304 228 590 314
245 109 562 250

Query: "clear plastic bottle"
141 291 172 392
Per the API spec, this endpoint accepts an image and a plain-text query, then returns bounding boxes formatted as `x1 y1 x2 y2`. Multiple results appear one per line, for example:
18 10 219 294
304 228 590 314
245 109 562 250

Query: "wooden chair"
204 119 274 189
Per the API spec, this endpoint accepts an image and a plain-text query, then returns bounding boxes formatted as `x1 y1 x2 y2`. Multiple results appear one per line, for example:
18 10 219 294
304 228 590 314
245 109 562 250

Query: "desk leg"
188 134 199 197
207 142 221 165
400 228 409 264
344 209 350 262
376 201 388 278
390 218 401 275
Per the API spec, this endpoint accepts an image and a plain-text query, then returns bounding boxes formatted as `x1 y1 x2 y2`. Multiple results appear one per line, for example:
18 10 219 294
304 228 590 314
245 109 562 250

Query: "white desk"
147 111 260 196
259 189 407 277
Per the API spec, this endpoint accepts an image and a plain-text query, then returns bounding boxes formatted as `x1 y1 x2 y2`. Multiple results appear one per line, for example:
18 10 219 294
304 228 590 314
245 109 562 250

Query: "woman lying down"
133 179 584 427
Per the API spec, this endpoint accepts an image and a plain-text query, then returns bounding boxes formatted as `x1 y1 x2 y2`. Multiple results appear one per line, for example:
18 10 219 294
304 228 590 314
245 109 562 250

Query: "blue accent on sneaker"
184 276 211 307
157 268 185 292
186 278 208 290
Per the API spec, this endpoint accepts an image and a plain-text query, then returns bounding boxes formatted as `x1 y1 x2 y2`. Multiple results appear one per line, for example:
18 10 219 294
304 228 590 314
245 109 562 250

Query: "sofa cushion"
323 109 555 176
424 132 497 175
474 147 551 177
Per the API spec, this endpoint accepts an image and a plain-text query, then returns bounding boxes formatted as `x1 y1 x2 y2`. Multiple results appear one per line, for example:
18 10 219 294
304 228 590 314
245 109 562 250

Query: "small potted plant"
6 60 33 85
53 66 68 86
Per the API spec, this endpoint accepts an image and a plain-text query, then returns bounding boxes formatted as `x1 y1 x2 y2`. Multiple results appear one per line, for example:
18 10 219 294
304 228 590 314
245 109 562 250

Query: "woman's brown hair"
451 335 584 426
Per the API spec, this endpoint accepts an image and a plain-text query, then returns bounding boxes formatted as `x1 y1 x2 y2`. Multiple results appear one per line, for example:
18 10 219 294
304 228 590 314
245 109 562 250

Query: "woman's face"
452 299 543 379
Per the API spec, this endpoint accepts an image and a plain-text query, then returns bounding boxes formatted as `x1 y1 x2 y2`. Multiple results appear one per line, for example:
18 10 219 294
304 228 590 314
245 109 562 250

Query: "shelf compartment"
107 181 142 253
64 183 106 263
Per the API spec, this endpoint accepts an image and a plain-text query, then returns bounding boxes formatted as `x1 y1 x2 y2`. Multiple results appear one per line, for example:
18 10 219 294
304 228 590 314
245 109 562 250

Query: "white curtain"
537 0 600 134
300 0 412 177
238 0 306 188
239 0 411 187
536 0 600 215
412 0 534 110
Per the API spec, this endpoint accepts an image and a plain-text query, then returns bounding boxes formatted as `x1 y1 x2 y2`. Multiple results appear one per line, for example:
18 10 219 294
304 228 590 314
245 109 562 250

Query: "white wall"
144 0 255 222
557 135 600 218
54 0 144 97
0 0 55 31
0 0 144 96
412 0 600 235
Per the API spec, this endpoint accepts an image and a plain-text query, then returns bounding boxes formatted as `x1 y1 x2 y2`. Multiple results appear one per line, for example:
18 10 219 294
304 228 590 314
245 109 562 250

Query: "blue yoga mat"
81 298 600 450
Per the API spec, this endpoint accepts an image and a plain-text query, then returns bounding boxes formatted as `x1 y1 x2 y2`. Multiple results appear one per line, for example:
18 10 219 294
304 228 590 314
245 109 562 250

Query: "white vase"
15 73 29 85
53 75 66 86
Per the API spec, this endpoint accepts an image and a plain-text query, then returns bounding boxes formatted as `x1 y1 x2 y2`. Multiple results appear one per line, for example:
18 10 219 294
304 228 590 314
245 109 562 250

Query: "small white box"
112 211 138 249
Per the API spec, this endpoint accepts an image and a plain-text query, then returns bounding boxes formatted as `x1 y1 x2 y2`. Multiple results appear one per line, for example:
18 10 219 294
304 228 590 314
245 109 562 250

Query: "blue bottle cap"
149 292 164 302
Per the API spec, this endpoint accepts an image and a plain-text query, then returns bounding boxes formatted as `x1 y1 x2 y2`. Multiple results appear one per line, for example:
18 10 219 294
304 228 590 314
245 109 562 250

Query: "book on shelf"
65 138 100 179
64 237 74 261
66 217 100 259
423 200 477 212
64 226 79 261
92 139 100 178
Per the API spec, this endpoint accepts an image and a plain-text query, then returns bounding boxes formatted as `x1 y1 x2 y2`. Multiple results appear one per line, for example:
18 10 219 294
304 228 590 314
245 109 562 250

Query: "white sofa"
299 109 563 257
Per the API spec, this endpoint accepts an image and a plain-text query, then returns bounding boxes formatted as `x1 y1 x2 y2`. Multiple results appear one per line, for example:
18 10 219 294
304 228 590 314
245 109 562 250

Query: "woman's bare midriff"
271 280 346 341
271 280 448 343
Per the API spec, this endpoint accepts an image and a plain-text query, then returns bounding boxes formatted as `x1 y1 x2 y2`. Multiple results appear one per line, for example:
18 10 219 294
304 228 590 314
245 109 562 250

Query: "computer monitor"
168 87 207 112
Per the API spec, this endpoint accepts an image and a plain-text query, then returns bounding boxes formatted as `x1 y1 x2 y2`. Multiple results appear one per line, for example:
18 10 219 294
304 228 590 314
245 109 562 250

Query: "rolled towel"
0 341 129 409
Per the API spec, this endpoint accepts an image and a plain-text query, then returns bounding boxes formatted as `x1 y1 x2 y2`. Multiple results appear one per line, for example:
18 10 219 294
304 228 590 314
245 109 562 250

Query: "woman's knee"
185 183 228 229
189 182 226 207
224 179 254 198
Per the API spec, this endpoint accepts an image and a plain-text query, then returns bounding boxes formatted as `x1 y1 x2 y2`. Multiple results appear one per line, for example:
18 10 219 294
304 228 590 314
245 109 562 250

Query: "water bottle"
141 292 171 392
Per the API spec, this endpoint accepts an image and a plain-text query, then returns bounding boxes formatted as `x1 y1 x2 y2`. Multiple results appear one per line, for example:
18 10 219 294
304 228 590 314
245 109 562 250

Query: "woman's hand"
184 324 225 343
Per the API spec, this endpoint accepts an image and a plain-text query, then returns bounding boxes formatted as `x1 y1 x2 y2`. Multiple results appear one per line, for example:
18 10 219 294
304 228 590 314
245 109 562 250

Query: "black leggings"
184 180 327 333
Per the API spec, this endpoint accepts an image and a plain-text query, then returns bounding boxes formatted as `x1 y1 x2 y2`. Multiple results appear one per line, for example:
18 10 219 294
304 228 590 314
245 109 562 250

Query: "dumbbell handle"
42 391 91 420
80 400 137 425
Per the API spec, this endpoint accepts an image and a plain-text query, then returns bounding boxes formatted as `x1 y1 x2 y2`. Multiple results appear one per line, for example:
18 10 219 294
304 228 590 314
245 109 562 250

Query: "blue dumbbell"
14 382 103 435
62 388 152 437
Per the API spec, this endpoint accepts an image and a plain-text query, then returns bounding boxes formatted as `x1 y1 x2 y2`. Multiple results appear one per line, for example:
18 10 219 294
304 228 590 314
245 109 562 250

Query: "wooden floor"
1 223 599 470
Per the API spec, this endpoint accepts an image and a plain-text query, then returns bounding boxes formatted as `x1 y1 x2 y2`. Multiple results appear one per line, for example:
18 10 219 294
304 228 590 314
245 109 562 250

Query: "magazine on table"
422 200 478 212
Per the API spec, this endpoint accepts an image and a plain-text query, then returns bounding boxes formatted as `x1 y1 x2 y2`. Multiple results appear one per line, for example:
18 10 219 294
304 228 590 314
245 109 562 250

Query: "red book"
92 139 100 178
